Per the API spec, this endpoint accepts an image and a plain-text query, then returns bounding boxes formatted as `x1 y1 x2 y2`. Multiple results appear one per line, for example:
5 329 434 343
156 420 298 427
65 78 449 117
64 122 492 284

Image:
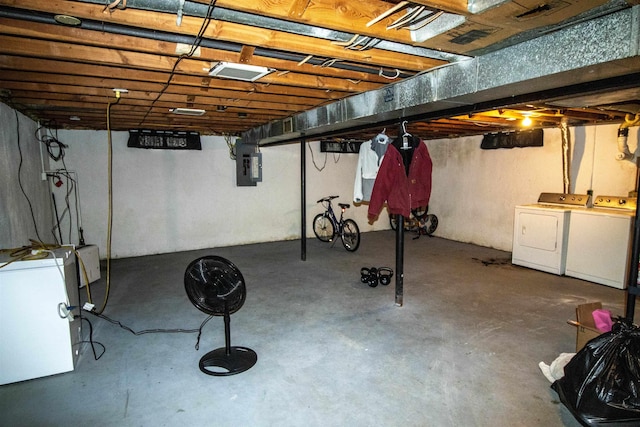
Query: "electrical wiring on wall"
138 0 218 127
36 126 67 162
100 90 121 315
14 110 44 243
36 125 87 246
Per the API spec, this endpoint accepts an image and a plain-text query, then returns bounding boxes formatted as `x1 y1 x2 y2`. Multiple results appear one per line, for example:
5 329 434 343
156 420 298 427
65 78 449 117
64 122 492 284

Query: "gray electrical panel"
235 140 262 186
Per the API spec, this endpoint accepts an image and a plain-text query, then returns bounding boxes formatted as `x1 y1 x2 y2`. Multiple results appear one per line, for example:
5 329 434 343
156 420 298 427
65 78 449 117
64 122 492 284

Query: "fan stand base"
199 346 257 376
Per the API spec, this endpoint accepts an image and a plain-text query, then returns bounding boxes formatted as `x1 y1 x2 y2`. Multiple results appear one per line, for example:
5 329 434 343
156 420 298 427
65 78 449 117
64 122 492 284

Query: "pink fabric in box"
592 309 613 332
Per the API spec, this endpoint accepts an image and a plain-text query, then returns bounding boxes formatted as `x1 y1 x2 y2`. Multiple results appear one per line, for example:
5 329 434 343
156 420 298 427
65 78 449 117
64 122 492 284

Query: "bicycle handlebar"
316 195 339 203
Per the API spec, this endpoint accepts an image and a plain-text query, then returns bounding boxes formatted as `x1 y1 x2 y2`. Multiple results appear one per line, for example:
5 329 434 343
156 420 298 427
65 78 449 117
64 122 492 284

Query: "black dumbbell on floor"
360 267 394 287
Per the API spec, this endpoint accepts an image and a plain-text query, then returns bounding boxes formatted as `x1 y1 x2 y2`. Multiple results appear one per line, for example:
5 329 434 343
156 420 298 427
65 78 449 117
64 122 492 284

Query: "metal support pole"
301 138 307 261
395 214 404 306
224 305 232 355
625 172 640 322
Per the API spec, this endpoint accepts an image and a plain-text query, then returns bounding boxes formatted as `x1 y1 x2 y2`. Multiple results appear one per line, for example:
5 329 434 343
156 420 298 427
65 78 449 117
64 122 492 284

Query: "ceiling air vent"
208 62 273 82
170 108 206 116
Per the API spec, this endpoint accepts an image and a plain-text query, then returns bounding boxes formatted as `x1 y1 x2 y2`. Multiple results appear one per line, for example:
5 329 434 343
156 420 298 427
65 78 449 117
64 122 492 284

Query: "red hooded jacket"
367 140 433 221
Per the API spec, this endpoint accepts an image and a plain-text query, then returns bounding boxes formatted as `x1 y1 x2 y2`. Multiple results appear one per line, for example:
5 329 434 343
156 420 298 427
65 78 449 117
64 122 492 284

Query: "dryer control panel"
592 196 636 211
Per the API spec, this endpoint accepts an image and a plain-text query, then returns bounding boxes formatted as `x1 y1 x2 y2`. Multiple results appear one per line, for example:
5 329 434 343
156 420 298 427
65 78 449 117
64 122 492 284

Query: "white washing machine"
565 195 636 289
512 193 590 275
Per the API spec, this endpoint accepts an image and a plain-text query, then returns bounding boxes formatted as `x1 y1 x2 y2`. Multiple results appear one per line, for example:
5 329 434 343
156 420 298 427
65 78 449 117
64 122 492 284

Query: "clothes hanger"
375 128 389 145
401 121 412 150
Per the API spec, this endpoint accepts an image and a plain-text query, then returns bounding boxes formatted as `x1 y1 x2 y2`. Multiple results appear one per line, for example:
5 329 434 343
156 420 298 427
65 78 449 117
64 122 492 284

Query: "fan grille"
184 256 246 316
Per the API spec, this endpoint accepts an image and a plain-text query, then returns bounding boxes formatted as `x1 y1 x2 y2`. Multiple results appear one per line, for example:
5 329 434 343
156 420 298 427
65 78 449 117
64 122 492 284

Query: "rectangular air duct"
208 62 273 82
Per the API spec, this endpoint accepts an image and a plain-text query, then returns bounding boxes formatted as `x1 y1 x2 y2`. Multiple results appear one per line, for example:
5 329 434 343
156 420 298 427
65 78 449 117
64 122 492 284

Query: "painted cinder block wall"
1 101 638 257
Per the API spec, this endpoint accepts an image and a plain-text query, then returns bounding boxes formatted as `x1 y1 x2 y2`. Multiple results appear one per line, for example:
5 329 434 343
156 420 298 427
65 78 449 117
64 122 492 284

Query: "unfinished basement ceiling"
0 0 639 143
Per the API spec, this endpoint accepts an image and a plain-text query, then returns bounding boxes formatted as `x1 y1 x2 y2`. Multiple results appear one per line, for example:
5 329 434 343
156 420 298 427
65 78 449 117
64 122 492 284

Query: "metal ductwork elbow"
616 113 640 161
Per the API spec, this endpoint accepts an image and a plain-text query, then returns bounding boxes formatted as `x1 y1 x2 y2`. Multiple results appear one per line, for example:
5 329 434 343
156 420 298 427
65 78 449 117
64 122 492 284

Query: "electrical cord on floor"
76 316 106 360
86 311 214 350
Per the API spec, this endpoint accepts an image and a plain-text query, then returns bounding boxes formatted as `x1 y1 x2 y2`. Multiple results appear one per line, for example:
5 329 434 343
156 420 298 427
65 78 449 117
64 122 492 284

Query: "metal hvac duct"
242 5 640 145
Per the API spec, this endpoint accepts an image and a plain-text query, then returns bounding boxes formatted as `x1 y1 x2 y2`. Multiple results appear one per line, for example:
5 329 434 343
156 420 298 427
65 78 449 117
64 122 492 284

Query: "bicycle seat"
317 195 339 203
338 203 350 209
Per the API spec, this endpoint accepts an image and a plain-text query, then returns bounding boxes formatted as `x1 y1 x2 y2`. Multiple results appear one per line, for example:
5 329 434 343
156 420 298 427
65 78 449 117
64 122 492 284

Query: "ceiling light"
170 108 206 116
522 116 532 126
54 15 82 26
208 62 273 82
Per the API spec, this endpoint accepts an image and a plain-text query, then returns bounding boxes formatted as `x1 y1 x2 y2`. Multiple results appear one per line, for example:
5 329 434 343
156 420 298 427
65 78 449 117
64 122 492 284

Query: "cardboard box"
76 245 100 288
568 302 603 352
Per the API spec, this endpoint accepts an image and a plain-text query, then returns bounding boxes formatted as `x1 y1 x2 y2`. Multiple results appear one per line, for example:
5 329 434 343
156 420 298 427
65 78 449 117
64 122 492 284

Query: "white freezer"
0 249 82 385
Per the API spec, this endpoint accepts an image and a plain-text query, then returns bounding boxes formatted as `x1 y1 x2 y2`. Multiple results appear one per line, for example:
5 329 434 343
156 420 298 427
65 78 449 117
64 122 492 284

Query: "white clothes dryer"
512 193 590 275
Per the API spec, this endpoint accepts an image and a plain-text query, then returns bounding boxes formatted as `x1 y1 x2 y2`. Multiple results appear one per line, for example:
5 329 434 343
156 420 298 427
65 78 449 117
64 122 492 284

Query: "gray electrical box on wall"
236 140 262 186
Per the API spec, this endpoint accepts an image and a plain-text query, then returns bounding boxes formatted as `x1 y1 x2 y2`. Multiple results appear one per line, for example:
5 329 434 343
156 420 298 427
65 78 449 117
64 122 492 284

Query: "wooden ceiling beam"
0 72 327 107
11 93 300 117
0 0 443 71
17 103 284 123
0 55 351 100
0 18 402 85
1 92 310 117
0 35 383 93
33 106 288 122
192 0 469 42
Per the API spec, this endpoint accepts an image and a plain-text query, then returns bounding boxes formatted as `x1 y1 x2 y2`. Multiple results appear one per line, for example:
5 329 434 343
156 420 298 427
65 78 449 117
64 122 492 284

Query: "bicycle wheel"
341 219 360 252
313 213 335 242
389 214 400 231
425 214 438 235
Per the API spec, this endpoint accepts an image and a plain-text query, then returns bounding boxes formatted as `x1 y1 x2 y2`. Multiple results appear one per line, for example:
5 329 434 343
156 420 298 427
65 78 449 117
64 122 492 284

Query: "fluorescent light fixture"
208 62 273 82
170 108 206 116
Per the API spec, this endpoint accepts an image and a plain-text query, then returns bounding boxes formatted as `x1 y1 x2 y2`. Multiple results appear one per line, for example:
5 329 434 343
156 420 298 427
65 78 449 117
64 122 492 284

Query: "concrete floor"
1 230 637 426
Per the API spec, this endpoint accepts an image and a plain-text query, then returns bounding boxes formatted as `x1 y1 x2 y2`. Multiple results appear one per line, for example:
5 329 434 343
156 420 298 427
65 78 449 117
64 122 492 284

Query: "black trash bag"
551 321 640 426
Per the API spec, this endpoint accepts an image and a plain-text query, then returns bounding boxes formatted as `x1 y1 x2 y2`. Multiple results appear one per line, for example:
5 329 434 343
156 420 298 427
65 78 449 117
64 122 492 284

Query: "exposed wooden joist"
0 0 444 71
0 35 385 93
0 55 352 101
192 0 470 42
0 17 402 85
0 72 329 108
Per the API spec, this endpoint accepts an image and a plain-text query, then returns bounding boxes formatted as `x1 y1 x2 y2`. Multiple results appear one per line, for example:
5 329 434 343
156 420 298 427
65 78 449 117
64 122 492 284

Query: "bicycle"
389 206 438 240
313 196 361 252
